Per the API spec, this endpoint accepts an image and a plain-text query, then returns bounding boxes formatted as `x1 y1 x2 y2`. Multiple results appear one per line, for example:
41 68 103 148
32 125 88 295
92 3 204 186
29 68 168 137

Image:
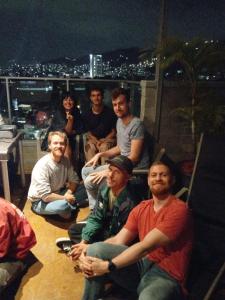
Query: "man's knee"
53 204 72 216
84 174 96 190
86 242 105 257
87 243 127 261
82 166 94 180
98 143 110 152
138 277 180 300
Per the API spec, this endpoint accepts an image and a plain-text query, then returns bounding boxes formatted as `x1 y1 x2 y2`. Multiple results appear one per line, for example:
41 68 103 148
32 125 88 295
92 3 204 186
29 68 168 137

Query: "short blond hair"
149 161 173 176
47 131 68 147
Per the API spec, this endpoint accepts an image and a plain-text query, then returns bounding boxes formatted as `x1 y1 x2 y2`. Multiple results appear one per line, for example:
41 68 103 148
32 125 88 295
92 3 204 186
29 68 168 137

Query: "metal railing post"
6 77 12 123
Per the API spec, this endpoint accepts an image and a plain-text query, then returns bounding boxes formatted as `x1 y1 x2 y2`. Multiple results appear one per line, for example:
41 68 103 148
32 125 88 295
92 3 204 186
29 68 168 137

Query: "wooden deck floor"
1 177 89 300
15 201 88 300
13 200 89 300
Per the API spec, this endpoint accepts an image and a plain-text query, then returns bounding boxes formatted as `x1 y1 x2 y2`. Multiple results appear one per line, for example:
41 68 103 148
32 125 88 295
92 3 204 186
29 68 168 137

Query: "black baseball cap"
106 155 133 175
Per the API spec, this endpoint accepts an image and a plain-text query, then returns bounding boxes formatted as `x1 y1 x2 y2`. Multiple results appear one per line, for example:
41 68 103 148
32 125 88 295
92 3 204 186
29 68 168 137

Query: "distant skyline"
0 0 224 66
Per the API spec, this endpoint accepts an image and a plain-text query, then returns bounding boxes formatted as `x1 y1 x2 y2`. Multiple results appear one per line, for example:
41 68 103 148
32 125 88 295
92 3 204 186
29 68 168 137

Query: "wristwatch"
108 259 117 272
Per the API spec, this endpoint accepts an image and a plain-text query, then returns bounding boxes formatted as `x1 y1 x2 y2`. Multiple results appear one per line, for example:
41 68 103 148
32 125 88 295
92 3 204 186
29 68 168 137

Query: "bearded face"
148 164 174 197
49 135 66 160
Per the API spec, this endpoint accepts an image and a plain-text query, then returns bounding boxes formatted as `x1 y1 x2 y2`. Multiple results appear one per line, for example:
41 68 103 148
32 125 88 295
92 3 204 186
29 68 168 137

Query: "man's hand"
69 242 88 261
64 191 76 204
80 256 109 278
79 251 94 277
89 169 109 184
85 153 102 167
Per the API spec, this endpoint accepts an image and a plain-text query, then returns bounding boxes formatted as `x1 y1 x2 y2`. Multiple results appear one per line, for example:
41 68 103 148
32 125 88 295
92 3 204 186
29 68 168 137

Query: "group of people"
28 87 149 216
24 87 193 299
41 86 117 165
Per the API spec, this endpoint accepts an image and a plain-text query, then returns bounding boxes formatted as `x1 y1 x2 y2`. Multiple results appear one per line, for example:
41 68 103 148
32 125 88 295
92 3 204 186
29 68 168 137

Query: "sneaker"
55 237 73 253
31 204 42 216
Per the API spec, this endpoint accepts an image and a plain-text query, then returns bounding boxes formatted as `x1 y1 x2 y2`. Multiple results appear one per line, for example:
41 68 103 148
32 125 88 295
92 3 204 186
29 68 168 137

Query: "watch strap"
108 259 117 272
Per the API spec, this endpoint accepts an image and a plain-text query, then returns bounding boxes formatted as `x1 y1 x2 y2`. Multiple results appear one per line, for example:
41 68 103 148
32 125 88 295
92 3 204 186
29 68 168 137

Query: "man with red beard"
80 161 193 300
28 131 85 219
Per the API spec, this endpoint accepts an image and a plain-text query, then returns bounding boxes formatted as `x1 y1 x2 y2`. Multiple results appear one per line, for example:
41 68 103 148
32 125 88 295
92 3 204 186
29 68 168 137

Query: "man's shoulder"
131 117 143 127
34 154 50 167
31 155 51 177
168 196 190 215
170 196 187 208
132 116 142 122
133 199 152 212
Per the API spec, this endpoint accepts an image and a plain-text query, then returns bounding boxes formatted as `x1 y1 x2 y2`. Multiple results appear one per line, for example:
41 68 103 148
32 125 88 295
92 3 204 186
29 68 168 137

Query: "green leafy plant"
158 37 225 150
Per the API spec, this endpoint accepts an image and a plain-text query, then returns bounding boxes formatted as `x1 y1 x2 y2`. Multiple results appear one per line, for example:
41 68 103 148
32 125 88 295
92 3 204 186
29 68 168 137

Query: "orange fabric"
0 198 36 260
124 196 193 290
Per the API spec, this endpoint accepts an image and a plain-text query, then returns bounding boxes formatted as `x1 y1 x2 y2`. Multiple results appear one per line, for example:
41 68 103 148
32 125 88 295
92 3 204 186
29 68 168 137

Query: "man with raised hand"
56 155 138 259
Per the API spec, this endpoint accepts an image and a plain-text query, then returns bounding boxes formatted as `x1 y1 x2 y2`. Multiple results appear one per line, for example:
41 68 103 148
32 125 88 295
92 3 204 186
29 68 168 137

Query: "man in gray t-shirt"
82 88 150 209
117 117 149 169
28 131 84 219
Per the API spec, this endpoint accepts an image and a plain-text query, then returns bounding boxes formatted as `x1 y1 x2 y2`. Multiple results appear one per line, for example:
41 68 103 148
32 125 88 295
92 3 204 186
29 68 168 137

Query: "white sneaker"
55 237 73 253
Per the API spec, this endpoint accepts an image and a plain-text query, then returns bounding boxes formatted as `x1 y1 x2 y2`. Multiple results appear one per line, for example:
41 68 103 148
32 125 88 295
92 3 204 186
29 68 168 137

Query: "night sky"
0 0 224 66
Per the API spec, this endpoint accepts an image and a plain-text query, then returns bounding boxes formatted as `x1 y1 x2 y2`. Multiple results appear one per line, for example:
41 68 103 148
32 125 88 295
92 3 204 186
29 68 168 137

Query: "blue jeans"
31 185 85 218
82 242 184 300
81 165 108 209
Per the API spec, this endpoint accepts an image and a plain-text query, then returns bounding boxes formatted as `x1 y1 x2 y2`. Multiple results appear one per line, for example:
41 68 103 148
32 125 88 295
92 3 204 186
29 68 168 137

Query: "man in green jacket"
56 155 140 259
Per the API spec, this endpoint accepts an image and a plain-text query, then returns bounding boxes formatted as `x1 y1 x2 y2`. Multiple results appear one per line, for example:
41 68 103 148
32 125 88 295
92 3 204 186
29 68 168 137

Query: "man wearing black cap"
56 155 138 258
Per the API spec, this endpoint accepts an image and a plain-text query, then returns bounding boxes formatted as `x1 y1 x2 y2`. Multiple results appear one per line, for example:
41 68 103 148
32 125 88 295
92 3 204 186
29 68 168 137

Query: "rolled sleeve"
130 120 144 140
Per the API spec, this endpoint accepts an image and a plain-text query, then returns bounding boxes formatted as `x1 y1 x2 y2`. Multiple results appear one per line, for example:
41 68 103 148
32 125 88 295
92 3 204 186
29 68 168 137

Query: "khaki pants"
84 135 116 164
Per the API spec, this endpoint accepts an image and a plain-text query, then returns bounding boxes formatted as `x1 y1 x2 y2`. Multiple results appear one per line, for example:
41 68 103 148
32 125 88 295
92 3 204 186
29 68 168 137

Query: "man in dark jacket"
56 155 139 260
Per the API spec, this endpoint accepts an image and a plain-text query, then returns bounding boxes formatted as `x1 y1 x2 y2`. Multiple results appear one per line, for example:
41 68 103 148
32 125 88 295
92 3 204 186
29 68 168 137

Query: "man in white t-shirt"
28 131 85 219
